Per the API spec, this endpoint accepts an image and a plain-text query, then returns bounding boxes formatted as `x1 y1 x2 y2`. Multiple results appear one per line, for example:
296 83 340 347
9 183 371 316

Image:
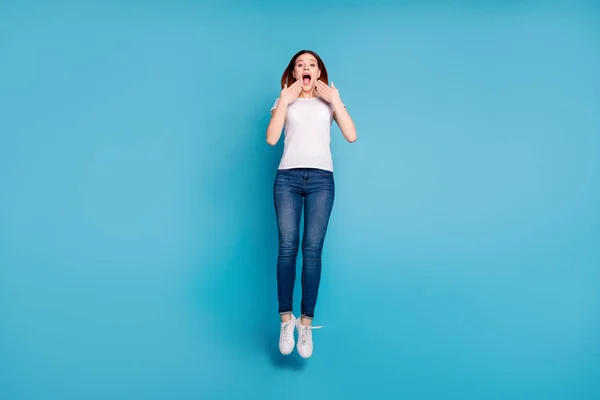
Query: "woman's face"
292 53 321 92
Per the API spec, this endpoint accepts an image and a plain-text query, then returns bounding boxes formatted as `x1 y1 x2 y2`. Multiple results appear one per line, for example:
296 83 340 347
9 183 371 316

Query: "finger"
331 81 335 88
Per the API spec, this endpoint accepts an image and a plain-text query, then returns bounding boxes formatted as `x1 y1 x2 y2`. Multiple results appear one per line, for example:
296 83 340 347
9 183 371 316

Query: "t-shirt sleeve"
271 97 280 113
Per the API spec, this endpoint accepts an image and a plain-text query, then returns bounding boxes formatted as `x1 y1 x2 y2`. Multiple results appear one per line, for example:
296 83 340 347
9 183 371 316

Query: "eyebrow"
296 59 317 63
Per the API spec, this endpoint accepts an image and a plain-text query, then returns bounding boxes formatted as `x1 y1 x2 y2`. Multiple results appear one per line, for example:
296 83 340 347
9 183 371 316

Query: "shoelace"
280 322 294 343
298 324 323 346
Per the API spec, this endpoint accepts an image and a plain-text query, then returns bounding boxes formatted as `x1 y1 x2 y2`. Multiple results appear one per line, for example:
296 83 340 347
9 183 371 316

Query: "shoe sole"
298 350 312 358
280 346 294 356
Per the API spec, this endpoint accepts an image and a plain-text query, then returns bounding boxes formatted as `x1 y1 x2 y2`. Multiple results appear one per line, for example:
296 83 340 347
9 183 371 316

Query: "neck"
299 89 315 99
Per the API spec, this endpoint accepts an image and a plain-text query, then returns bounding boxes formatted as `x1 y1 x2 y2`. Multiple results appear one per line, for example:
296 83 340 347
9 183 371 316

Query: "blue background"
1 0 599 399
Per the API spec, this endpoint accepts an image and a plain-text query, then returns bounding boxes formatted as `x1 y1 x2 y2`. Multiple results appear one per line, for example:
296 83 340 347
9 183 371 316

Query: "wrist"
332 97 343 108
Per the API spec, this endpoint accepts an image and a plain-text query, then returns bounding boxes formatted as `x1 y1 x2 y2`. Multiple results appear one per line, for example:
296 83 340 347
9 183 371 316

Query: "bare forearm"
266 102 288 145
332 99 357 142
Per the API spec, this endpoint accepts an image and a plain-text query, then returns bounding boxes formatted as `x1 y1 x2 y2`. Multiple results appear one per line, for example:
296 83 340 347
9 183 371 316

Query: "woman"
266 50 357 358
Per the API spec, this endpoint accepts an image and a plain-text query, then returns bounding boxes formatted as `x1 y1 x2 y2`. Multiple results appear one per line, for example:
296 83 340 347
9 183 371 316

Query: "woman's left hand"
315 80 341 104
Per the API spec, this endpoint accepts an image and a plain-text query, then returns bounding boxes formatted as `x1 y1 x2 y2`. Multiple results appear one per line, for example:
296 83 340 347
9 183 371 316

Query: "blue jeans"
273 168 335 320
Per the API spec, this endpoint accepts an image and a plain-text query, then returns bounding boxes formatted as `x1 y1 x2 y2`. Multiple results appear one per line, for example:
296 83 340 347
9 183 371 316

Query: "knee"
302 242 323 261
279 237 299 257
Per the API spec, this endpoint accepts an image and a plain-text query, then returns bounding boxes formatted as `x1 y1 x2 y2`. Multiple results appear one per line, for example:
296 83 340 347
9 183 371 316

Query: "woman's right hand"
280 80 302 106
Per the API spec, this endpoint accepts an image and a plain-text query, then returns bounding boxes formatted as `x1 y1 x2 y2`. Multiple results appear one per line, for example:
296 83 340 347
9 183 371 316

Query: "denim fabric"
273 167 335 319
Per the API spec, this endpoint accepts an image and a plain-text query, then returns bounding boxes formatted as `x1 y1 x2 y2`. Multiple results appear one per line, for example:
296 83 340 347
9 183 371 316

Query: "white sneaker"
279 314 296 355
296 318 323 358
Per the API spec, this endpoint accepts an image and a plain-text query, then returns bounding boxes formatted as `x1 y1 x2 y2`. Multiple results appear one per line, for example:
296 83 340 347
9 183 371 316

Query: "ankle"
300 316 312 326
280 313 292 323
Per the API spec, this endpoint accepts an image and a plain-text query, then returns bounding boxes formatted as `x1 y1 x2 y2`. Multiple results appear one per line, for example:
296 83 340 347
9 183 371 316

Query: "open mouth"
302 73 311 86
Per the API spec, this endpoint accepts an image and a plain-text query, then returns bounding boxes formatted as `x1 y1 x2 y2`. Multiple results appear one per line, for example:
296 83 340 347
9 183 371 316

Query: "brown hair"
280 50 329 89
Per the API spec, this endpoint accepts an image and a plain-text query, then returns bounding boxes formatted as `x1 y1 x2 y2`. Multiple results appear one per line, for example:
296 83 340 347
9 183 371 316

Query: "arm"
332 99 357 143
315 80 357 143
266 99 288 146
266 81 302 146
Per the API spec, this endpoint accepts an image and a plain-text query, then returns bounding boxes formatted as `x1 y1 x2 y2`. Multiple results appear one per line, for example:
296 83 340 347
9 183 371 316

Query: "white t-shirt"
271 96 340 172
